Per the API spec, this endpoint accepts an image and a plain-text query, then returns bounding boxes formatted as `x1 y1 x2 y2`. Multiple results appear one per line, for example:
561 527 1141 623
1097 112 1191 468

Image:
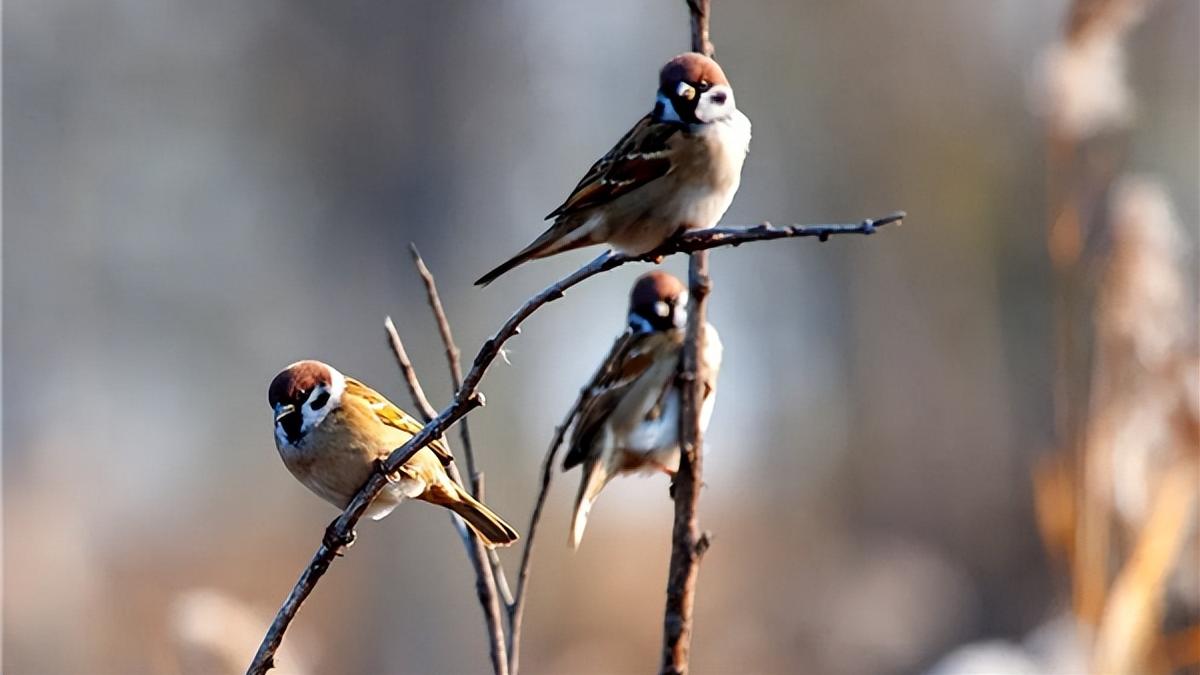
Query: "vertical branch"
384 317 510 675
507 410 576 675
661 6 715 673
686 0 713 57
660 251 712 675
408 247 516 610
409 245 483 495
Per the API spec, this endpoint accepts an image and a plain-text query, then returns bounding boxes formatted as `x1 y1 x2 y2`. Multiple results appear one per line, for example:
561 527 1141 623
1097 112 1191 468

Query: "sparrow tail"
474 249 533 287
569 461 612 549
445 484 520 548
474 221 595 286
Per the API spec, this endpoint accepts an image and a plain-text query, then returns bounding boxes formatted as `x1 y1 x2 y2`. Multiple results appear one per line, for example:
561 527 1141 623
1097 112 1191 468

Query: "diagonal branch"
385 317 510 675
246 212 903 675
507 331 633 674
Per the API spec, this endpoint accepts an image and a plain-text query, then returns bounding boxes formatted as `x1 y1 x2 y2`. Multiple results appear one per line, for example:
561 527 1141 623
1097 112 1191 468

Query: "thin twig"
661 4 713 673
246 211 903 675
508 333 631 674
385 317 510 675
409 246 516 610
410 244 482 492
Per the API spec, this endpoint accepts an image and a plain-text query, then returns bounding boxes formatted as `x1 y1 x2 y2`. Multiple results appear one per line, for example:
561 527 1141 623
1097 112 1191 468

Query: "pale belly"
278 434 426 520
583 112 751 255
616 326 722 474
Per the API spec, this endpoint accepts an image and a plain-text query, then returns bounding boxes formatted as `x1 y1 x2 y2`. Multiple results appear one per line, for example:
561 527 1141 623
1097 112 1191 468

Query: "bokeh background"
5 1 1197 673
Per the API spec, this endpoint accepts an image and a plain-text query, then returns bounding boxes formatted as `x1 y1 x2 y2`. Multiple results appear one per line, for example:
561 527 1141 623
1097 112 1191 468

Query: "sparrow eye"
310 390 330 410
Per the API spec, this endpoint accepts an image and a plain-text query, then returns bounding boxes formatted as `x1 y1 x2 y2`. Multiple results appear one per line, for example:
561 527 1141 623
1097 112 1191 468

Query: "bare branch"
660 249 711 675
508 332 630 674
385 316 437 420
247 211 903 675
410 245 481 492
384 316 510 675
409 246 516 610
662 4 713 672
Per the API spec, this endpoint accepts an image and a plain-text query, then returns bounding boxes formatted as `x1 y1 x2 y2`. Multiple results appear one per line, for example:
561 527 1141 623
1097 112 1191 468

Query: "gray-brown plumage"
475 53 751 286
562 272 722 548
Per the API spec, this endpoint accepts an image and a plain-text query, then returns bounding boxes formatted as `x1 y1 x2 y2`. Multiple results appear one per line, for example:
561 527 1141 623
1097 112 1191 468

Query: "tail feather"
475 221 595 286
569 461 612 549
475 248 534 287
446 485 520 548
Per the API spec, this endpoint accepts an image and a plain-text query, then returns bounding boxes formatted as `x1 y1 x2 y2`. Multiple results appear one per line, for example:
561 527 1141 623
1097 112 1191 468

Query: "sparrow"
562 271 722 548
475 52 751 286
268 360 519 548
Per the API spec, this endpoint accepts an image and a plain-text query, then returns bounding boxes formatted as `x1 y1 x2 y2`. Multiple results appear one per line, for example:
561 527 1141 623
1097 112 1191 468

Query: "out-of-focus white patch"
926 641 1041 675
170 588 310 675
653 300 670 317
1033 30 1139 139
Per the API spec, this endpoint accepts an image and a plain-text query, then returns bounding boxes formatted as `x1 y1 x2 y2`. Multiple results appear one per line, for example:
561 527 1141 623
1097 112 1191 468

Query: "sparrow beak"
675 81 696 100
274 403 296 423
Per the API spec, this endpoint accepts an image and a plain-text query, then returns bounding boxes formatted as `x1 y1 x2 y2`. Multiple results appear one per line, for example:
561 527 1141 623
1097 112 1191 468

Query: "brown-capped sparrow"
475 53 751 286
562 271 722 548
269 360 519 547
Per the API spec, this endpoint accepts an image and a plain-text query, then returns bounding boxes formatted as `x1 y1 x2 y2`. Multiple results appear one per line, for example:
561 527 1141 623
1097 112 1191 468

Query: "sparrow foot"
375 458 405 483
323 519 357 556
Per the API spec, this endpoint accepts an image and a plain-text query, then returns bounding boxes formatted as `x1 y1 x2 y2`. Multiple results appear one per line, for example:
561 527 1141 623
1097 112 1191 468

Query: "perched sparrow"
562 271 722 548
475 52 751 286
268 360 519 547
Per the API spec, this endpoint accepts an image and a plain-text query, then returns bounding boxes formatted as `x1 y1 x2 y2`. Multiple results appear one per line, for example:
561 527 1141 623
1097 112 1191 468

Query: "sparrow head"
655 53 735 125
628 271 688 333
268 360 346 447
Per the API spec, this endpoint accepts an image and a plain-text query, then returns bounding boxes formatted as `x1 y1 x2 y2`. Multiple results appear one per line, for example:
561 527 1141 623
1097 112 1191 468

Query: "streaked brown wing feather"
345 378 455 465
546 115 682 219
562 330 679 470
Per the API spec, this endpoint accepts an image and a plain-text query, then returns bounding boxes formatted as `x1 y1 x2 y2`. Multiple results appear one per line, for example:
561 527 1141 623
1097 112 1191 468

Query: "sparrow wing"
563 330 682 470
344 378 456 466
546 114 683 219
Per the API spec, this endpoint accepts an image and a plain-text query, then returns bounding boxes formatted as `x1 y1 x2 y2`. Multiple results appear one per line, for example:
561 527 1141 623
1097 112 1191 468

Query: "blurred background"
5 1 1197 673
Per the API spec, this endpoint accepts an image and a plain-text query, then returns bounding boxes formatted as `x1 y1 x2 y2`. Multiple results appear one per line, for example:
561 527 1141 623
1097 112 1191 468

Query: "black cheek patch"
279 410 303 444
310 390 330 410
672 95 701 124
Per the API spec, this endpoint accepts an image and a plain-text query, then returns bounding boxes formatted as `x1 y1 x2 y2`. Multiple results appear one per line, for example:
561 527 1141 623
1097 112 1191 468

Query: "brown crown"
659 52 730 92
630 271 686 311
268 360 333 408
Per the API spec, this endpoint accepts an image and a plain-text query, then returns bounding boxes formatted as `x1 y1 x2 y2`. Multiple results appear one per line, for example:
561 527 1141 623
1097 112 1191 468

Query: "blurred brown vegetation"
5 1 1197 673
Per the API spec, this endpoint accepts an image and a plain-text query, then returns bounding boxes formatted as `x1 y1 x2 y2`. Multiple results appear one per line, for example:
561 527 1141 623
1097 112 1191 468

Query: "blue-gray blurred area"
4 1 1197 673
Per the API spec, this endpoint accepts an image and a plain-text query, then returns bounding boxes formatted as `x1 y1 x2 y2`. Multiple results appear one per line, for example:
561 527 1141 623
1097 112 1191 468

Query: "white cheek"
695 85 735 123
300 368 347 434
